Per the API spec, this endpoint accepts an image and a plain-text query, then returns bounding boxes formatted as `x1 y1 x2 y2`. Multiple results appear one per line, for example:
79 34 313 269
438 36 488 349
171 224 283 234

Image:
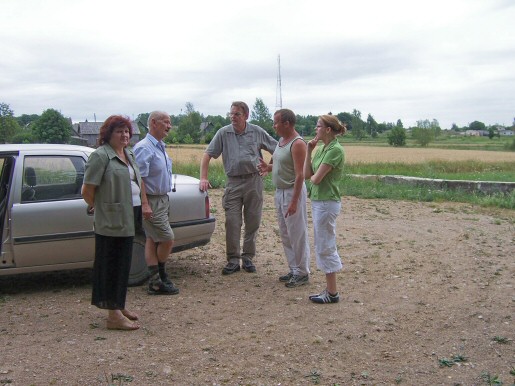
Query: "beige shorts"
143 195 174 242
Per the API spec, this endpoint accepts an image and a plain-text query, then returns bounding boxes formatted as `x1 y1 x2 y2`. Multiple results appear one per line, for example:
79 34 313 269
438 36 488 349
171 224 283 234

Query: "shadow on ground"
0 269 93 295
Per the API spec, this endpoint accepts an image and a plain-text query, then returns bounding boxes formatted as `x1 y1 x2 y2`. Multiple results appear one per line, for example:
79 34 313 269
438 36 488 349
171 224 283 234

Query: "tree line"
1 101 513 148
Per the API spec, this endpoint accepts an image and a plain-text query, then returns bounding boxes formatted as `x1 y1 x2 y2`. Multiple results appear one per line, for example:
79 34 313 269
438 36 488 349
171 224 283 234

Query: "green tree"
136 112 150 134
351 109 365 140
412 118 441 146
296 114 318 136
412 126 434 147
175 103 202 144
336 112 353 131
469 120 486 131
365 114 378 136
396 119 403 129
387 126 407 147
250 98 273 136
32 108 72 144
0 102 21 143
10 130 35 144
488 127 495 139
16 113 40 128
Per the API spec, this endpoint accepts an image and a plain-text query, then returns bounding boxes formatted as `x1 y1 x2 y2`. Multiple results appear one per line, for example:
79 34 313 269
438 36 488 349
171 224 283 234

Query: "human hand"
285 201 297 218
307 134 320 152
199 179 211 192
257 158 269 176
142 202 153 220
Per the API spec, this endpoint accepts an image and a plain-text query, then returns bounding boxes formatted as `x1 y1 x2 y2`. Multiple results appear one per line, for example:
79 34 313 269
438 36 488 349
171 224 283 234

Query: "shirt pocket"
101 202 124 231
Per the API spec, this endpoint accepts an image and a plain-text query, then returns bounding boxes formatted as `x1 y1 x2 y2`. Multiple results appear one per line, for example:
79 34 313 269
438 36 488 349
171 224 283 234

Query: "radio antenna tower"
275 55 282 110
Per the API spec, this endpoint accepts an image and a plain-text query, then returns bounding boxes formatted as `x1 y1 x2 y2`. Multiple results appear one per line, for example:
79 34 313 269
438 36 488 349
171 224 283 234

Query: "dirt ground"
0 189 514 385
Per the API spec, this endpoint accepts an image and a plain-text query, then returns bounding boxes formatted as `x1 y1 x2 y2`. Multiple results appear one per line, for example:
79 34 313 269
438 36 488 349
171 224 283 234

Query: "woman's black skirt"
91 234 134 310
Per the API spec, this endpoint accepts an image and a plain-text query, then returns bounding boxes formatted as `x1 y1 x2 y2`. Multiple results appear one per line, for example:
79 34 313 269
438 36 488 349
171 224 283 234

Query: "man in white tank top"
258 109 311 288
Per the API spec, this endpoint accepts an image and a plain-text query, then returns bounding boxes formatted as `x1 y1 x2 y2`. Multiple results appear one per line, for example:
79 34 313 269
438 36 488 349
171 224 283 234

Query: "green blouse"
307 139 344 201
83 144 142 237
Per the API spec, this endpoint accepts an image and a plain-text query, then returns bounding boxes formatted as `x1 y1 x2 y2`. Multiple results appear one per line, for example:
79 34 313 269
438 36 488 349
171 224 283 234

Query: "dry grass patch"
166 144 515 165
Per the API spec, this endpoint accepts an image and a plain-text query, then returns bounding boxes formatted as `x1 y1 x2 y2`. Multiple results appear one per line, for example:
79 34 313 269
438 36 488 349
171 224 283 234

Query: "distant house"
199 121 214 133
499 129 514 136
464 130 489 137
69 119 88 146
73 121 141 147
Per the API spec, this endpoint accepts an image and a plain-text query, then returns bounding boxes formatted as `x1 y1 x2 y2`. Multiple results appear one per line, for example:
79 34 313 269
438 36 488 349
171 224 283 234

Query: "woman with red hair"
82 115 145 330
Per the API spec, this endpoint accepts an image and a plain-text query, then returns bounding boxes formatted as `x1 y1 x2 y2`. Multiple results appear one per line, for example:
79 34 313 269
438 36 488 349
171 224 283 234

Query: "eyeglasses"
228 112 243 117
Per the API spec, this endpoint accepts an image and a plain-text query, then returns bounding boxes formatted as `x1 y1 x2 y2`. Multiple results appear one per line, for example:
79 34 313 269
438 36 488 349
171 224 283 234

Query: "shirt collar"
229 122 249 134
146 133 165 148
103 143 120 159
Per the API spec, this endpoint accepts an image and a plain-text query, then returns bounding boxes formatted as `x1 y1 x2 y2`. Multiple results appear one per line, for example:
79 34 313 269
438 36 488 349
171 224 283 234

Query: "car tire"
128 233 149 286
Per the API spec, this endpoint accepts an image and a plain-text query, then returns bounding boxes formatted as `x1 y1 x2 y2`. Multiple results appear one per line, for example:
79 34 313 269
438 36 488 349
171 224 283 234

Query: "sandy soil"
0 189 514 385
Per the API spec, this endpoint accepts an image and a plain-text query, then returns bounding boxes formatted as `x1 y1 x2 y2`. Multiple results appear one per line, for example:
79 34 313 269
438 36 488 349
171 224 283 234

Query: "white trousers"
311 200 342 274
274 185 310 276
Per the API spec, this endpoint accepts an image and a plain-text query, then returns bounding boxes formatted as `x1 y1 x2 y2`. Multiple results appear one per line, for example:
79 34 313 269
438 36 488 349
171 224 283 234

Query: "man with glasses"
199 101 277 275
134 111 179 295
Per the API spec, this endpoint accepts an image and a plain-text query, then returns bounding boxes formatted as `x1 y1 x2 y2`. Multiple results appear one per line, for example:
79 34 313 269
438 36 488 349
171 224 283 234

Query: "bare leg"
145 238 159 266
326 272 337 295
156 240 174 263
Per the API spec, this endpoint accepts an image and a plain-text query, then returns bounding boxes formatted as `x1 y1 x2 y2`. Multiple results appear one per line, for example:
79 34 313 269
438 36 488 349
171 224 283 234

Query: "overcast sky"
1 0 514 129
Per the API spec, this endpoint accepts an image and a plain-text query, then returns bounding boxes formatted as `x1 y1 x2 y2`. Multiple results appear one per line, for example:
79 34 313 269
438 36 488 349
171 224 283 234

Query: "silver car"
0 144 216 285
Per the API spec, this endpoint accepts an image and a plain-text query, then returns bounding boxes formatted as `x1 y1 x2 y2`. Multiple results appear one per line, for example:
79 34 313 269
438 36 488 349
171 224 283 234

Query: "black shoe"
242 259 256 273
279 272 293 282
148 279 180 295
222 262 240 275
159 272 173 285
309 289 339 304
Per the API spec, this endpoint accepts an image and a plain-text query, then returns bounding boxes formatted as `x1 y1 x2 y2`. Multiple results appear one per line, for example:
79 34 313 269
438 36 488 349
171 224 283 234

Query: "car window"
21 156 85 202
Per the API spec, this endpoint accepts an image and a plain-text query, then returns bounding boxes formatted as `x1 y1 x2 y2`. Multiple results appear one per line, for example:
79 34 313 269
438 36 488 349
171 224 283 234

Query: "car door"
9 152 95 268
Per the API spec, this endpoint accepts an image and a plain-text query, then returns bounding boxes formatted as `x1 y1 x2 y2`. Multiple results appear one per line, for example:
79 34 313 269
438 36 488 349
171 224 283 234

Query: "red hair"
98 115 133 145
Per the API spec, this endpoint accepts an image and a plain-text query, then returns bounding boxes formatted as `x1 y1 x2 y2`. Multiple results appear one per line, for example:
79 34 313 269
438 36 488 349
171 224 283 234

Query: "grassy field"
340 133 514 151
167 144 515 183
167 144 515 165
167 144 515 209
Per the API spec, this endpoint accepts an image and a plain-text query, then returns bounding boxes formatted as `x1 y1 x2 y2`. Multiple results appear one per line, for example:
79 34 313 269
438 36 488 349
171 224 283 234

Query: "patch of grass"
342 175 515 209
345 160 515 181
173 157 515 209
438 354 467 367
106 373 133 385
438 357 455 367
480 371 503 385
305 370 321 384
492 336 509 344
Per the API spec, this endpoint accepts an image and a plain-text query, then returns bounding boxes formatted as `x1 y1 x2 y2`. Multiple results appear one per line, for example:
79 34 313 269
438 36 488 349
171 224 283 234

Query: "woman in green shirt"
304 114 346 304
82 115 144 330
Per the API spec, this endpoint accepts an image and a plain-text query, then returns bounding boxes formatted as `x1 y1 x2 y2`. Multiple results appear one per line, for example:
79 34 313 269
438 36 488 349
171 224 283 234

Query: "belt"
228 172 259 179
